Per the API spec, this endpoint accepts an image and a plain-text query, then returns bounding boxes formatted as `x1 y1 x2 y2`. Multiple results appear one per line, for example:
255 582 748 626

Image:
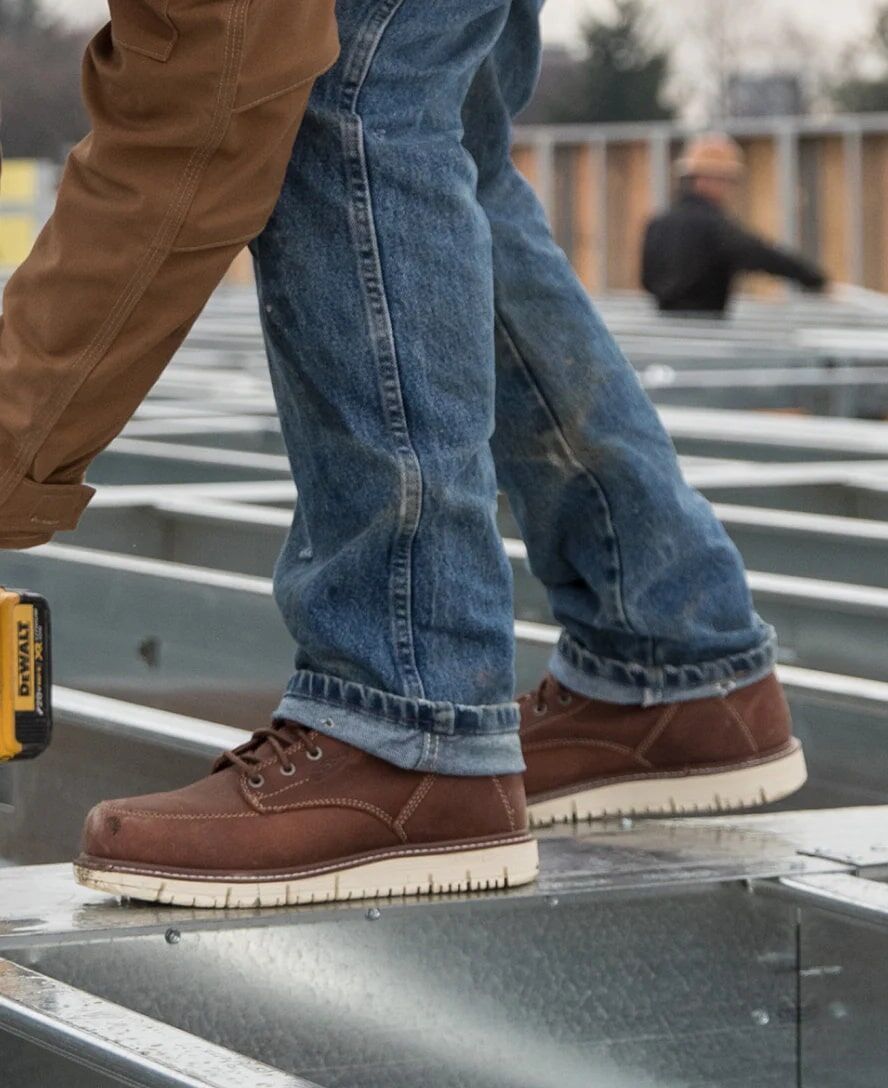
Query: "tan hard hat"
676 134 745 180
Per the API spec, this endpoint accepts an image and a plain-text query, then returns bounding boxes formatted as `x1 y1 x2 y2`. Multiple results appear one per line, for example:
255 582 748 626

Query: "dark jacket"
641 193 826 314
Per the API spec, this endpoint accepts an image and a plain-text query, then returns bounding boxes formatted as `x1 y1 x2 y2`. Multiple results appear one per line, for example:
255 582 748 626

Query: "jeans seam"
493 310 640 642
337 0 425 701
552 627 776 706
419 730 432 771
281 687 519 733
558 626 775 674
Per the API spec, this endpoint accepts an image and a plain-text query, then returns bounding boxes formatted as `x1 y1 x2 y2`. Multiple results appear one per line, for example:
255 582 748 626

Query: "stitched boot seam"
492 777 517 830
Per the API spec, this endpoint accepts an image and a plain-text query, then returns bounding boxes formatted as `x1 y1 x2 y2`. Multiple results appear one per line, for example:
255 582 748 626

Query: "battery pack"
0 588 52 762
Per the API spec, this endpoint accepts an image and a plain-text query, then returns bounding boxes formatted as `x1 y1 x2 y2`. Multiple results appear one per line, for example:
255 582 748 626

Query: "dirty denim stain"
251 0 775 775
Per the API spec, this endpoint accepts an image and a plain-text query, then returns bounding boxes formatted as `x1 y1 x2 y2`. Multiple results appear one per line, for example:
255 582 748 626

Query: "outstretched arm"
716 218 827 290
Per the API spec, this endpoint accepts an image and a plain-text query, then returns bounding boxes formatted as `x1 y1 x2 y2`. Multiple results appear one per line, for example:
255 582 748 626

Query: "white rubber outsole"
73 838 540 909
528 743 808 827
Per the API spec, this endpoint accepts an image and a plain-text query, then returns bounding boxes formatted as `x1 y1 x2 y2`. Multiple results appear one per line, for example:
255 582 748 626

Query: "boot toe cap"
80 799 142 862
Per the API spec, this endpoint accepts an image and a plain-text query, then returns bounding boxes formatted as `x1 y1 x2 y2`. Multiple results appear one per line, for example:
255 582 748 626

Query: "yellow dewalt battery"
0 588 52 762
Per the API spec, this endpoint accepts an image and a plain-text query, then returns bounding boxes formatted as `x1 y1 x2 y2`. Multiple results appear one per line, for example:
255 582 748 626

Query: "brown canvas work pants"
0 0 338 548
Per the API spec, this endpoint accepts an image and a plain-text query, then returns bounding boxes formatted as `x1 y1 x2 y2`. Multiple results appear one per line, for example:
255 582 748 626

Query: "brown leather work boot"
520 672 806 826
74 723 538 908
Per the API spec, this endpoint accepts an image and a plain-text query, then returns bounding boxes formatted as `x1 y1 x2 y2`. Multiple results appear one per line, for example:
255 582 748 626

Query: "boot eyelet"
280 763 297 777
306 746 323 762
558 693 573 707
533 703 548 717
248 774 265 789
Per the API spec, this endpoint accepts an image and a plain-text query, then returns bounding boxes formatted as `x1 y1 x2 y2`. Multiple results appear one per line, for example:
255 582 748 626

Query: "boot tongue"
535 674 563 706
542 674 560 699
255 720 309 761
214 720 309 772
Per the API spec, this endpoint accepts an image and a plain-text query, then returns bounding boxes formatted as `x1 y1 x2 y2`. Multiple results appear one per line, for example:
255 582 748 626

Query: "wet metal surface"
773 873 888 924
0 810 866 951
6 886 800 1088
798 902 888 1087
3 804 888 1087
0 958 318 1087
682 805 888 868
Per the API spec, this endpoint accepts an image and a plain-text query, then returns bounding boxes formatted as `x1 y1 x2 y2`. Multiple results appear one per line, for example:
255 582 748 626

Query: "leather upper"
80 727 527 874
520 672 793 801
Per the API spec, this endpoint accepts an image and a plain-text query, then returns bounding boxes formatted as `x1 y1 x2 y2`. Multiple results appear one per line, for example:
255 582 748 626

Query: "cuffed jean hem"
274 669 525 776
549 625 778 708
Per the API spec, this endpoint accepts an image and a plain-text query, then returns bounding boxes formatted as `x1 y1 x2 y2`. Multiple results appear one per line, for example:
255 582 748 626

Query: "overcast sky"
45 0 595 34
46 0 881 47
544 0 879 46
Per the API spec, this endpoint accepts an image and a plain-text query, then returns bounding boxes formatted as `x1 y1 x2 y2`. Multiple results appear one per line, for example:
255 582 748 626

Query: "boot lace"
214 721 323 788
518 675 574 717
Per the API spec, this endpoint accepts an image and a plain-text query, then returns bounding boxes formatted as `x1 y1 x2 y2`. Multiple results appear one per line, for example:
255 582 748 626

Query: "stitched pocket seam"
113 0 179 62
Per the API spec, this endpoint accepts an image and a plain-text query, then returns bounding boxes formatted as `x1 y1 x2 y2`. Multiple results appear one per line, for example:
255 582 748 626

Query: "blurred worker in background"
642 133 827 315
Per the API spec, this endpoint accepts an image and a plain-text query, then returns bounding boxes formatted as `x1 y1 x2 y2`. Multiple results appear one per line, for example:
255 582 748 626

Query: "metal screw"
829 1002 850 1021
165 928 181 945
751 1009 770 1026
366 907 381 921
548 896 560 909
620 817 634 830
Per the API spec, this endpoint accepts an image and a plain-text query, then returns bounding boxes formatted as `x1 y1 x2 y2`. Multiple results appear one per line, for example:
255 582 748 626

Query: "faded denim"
252 0 775 776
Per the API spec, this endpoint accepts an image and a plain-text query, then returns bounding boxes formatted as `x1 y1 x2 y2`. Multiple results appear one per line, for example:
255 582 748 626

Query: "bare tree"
674 0 763 122
663 0 783 122
533 0 675 124
832 4 888 113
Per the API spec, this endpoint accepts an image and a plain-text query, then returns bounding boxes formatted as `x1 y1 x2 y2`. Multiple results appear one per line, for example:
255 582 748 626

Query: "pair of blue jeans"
251 0 775 776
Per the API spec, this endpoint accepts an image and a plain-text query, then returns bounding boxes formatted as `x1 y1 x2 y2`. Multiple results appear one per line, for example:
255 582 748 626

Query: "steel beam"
0 959 316 1088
